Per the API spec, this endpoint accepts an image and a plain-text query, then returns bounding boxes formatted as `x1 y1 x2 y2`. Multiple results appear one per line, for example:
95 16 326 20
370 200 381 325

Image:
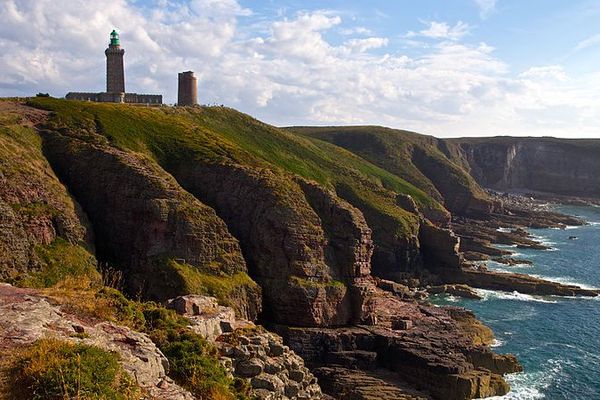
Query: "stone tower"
178 71 197 106
105 30 125 94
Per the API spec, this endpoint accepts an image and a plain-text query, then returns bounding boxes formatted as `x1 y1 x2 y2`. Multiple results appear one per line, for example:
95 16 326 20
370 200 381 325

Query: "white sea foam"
491 338 504 348
529 274 599 291
564 225 581 230
445 295 459 303
476 289 558 304
488 358 564 400
497 227 512 233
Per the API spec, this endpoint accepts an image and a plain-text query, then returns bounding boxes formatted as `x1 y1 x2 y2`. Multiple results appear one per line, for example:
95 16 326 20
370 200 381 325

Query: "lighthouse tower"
105 30 125 94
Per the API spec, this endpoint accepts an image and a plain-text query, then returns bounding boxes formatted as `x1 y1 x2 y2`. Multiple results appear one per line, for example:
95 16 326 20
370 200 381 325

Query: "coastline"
432 203 600 399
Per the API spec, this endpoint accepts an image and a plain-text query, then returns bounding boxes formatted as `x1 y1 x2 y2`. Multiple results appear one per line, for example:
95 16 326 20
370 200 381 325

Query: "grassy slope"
29 98 448 238
287 126 490 213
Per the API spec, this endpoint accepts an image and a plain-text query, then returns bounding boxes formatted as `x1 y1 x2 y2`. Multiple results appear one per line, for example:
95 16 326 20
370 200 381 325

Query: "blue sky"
2 0 600 137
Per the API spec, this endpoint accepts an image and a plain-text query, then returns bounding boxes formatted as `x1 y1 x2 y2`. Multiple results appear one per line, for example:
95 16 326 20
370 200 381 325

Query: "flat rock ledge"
166 295 326 400
0 283 193 400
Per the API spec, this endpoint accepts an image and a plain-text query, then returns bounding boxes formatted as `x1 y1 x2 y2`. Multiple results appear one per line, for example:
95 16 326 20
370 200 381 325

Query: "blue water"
434 205 600 399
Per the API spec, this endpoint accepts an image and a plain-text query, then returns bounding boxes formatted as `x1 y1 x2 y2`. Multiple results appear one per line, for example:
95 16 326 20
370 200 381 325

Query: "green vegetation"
290 276 346 289
28 98 442 244
288 126 491 214
141 303 250 399
169 260 257 309
10 338 140 400
44 283 248 400
21 238 100 288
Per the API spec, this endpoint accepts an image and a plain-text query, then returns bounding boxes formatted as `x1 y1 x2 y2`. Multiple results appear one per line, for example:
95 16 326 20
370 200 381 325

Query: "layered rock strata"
40 130 260 317
275 288 522 400
448 137 600 199
168 162 374 327
0 103 91 282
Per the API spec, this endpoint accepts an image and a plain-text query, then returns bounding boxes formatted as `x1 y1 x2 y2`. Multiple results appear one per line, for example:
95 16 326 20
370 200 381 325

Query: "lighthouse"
105 30 125 94
65 30 162 104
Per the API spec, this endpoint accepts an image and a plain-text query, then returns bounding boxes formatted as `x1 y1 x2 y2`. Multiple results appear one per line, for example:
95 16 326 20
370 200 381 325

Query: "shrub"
10 338 140 400
140 303 249 400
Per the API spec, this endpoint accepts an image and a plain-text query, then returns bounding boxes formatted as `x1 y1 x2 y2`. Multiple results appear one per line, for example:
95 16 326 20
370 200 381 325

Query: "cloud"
574 33 600 52
343 37 388 53
474 0 497 19
2 1 600 138
339 26 373 36
406 21 471 41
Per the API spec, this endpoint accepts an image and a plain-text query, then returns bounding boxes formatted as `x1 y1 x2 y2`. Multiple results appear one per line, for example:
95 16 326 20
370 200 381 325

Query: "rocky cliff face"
166 163 374 327
276 286 521 400
0 102 91 283
448 138 600 198
41 129 261 319
0 100 533 400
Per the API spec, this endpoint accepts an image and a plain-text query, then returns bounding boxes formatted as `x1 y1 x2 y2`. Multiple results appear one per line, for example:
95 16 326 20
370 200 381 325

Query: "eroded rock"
0 284 193 400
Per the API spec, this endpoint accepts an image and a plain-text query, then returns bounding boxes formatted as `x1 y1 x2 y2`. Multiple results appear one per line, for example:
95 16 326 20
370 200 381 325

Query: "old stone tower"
104 30 125 93
105 30 125 93
177 71 198 106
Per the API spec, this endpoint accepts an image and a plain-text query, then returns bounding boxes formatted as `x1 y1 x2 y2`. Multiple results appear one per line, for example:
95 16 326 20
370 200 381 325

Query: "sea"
432 205 600 400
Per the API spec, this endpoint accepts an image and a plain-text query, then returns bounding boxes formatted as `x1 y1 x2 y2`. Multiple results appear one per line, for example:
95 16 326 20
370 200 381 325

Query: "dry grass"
7 338 141 400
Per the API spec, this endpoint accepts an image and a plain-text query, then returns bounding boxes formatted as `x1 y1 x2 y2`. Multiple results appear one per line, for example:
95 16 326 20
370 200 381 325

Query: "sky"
2 0 600 138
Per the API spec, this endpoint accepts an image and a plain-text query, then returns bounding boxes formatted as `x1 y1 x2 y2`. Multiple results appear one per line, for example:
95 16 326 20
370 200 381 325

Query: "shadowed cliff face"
449 138 600 198
166 162 374 327
0 103 91 282
41 130 261 319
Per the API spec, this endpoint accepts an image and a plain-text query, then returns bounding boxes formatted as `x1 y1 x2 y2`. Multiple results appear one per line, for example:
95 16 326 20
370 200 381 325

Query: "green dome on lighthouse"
110 30 120 46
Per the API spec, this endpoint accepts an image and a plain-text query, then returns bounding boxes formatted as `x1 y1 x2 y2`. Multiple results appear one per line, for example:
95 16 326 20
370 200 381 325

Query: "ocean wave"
529 274 599 290
491 338 504 348
564 225 581 230
497 227 512 233
476 289 558 304
490 358 564 400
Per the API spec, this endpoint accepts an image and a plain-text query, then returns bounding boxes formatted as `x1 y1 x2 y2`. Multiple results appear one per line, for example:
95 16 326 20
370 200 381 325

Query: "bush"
10 338 140 400
141 303 249 400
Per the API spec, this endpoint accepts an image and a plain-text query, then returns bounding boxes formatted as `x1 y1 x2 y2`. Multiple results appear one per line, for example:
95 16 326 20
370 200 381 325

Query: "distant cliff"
445 137 600 199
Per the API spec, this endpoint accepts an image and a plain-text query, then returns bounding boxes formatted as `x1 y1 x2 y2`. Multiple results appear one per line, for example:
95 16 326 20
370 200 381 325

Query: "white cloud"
343 37 388 53
1 1 600 138
574 33 600 52
339 26 373 36
474 0 497 19
406 21 471 41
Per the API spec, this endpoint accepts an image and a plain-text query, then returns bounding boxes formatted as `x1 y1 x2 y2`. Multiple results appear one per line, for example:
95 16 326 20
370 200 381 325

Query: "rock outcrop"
0 283 193 400
275 287 521 400
166 295 325 399
168 162 374 327
41 129 260 318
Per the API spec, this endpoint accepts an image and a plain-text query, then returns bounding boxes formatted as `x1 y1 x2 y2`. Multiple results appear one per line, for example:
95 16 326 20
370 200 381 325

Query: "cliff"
288 126 495 217
4 98 592 399
445 137 600 199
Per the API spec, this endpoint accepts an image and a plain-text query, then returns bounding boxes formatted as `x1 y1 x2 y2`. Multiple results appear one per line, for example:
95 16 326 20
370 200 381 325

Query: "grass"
290 276 346 289
27 97 445 246
41 278 248 400
20 238 100 289
288 126 491 214
9 338 141 400
170 260 257 304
